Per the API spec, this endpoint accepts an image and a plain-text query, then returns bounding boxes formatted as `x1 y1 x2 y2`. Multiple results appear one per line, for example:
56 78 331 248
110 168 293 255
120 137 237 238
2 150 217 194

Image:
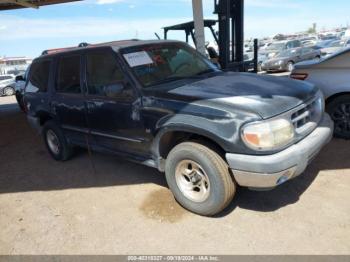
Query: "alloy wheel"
332 103 350 136
46 129 60 155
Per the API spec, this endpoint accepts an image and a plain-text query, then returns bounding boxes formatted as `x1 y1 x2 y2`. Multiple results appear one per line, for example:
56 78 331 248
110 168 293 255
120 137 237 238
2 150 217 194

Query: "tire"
42 120 73 161
257 62 262 72
286 61 294 72
3 86 15 96
165 142 236 216
326 95 350 139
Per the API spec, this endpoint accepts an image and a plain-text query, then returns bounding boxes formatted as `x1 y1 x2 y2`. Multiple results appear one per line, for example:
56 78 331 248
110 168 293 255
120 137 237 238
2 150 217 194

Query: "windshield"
266 43 285 50
121 43 218 88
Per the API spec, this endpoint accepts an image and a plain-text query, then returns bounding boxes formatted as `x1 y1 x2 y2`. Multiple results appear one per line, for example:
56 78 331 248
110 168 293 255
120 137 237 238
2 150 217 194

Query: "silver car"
291 48 350 139
0 74 16 96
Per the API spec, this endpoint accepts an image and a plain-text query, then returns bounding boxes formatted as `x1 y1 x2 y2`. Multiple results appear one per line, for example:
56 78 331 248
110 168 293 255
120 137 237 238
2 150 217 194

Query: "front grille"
290 96 323 136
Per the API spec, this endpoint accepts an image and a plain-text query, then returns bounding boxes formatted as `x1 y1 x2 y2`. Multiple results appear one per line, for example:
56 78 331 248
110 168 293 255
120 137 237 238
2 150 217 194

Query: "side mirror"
15 75 25 82
105 82 125 98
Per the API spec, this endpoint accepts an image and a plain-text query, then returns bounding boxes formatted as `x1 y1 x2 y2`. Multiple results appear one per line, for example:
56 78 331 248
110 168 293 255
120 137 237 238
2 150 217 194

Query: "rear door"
24 59 52 115
83 48 150 158
301 47 315 60
50 53 88 146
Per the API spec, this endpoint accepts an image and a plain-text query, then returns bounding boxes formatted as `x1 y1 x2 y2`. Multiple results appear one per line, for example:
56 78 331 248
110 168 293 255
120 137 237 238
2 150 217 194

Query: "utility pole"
192 0 206 55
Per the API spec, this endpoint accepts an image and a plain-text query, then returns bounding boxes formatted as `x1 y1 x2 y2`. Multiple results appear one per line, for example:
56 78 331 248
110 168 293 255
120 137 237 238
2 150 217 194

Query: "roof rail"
41 42 88 56
78 42 89 47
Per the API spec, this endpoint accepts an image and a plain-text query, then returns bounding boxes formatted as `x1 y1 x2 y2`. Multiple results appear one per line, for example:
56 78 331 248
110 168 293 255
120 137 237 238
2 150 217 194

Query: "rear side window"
293 41 301 48
56 55 81 94
26 60 51 93
86 51 124 96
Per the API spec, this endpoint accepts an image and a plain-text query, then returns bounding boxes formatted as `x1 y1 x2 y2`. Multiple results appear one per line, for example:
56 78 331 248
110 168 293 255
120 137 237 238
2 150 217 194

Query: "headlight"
242 118 295 151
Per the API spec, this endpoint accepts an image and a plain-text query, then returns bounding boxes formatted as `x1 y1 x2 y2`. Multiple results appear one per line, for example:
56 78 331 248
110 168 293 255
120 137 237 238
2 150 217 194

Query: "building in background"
0 56 32 75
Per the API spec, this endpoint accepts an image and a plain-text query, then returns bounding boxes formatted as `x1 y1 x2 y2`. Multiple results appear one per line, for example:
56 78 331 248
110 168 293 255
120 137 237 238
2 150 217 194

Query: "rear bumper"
226 113 334 189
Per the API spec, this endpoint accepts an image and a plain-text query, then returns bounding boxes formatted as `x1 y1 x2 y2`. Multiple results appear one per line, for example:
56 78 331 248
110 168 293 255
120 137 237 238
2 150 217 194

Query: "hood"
151 72 318 119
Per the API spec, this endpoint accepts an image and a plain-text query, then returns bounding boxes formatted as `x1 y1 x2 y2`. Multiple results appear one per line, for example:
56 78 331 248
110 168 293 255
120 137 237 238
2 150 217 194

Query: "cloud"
0 15 190 41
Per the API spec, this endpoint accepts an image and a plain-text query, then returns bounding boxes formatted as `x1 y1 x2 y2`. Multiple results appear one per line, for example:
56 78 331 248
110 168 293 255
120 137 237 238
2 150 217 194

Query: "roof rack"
41 42 90 56
40 39 140 56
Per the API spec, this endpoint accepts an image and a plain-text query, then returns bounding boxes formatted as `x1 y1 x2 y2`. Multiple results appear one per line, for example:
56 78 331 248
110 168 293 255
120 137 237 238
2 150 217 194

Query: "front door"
83 49 150 158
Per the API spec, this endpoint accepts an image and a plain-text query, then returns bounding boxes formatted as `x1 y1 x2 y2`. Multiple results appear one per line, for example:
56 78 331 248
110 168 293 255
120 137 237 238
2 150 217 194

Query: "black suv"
24 40 333 216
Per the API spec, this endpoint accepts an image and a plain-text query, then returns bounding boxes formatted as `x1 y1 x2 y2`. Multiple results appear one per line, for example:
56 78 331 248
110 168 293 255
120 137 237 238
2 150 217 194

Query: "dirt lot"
0 96 350 255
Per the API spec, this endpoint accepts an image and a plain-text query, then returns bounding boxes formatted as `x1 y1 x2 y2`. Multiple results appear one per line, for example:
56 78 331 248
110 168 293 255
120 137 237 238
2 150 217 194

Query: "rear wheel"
3 87 14 96
327 95 350 139
43 121 73 161
165 142 236 216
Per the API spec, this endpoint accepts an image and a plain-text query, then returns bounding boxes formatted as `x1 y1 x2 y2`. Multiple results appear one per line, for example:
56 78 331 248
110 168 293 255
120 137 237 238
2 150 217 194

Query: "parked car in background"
291 48 350 139
300 36 318 47
258 40 302 70
24 40 333 216
14 72 28 112
312 39 337 51
301 40 317 47
261 47 321 72
321 39 350 57
259 41 272 51
343 29 350 39
261 39 302 59
0 74 16 96
319 35 338 41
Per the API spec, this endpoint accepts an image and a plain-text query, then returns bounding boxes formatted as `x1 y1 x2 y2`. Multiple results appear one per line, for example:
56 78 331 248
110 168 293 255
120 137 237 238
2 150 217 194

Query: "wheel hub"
332 103 350 134
175 160 210 203
46 130 60 155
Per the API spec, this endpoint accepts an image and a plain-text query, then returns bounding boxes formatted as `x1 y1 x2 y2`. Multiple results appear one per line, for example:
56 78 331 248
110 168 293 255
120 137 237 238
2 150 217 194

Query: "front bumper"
226 113 334 189
261 63 285 71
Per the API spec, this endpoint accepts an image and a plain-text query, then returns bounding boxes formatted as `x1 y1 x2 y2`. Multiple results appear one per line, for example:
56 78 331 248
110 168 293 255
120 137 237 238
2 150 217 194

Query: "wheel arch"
152 127 228 171
36 110 53 126
326 92 350 107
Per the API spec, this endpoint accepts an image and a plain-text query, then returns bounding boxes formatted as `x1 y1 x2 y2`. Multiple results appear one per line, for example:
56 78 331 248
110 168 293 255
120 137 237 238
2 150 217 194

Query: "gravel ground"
0 96 349 255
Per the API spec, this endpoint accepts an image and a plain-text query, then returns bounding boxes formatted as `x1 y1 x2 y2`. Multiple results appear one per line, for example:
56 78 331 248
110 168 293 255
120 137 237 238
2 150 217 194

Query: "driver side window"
86 50 126 97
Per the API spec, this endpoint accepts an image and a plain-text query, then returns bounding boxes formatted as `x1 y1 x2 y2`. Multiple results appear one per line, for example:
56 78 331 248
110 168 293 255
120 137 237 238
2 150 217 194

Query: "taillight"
290 73 308 81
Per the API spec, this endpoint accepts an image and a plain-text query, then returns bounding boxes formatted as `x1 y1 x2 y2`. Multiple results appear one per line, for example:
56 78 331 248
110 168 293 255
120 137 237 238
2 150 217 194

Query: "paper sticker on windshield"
123 51 153 67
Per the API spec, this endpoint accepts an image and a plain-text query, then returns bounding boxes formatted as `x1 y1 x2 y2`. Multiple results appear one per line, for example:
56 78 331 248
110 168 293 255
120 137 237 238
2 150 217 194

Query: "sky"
0 0 349 58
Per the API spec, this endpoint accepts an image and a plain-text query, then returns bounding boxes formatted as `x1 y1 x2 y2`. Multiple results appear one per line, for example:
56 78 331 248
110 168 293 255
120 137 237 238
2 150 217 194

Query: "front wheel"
327 95 350 139
165 142 236 216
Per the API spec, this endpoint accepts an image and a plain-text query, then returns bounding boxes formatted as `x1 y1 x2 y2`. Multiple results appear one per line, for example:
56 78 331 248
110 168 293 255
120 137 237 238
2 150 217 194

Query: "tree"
307 23 317 34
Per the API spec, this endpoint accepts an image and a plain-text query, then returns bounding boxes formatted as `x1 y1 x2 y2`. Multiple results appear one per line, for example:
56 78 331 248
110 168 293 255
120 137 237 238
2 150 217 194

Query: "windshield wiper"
195 69 216 76
148 69 217 87
150 75 204 86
